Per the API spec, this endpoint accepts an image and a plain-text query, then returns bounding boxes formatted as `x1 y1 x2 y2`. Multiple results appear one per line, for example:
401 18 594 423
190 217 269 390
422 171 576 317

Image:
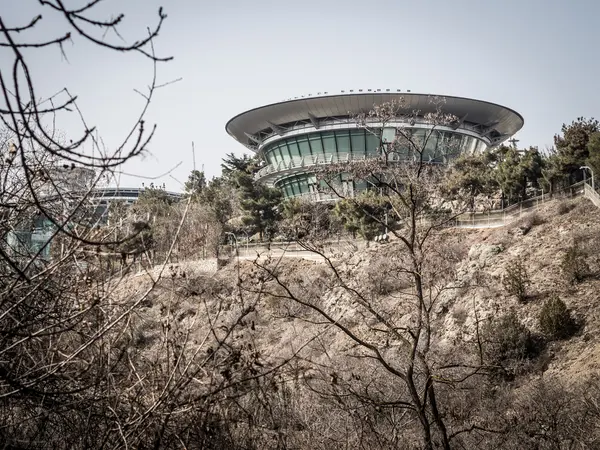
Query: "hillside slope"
438 196 600 380
116 195 600 449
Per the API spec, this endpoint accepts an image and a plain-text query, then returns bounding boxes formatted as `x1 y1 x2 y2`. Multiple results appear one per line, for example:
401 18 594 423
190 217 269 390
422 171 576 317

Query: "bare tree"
0 3 255 448
248 97 492 449
0 7 313 442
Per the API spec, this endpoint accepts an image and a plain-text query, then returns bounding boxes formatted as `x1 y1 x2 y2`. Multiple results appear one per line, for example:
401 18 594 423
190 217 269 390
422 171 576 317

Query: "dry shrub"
483 311 542 377
506 379 600 448
539 295 577 339
556 200 572 215
509 211 543 235
503 260 531 303
561 244 590 284
527 211 544 226
452 304 468 326
178 272 227 297
445 376 600 449
365 255 411 295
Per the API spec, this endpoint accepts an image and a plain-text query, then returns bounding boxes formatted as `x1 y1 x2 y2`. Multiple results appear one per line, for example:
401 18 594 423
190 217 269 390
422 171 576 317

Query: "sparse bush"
528 211 544 226
511 212 543 235
539 295 576 339
503 260 531 302
561 244 590 284
557 200 571 215
484 311 539 364
365 255 411 295
492 379 596 449
452 305 468 325
482 311 543 380
490 244 504 255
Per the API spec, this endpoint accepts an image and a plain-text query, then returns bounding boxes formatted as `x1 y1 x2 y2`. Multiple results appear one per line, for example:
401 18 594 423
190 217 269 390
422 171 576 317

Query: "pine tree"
184 169 206 200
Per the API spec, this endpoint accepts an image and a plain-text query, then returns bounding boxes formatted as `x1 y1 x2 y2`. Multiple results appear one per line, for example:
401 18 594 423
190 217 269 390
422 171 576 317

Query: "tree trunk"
407 366 434 450
428 381 451 450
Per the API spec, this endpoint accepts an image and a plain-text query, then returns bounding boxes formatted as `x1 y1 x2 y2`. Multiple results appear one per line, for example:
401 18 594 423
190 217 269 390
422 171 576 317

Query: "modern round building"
226 91 523 200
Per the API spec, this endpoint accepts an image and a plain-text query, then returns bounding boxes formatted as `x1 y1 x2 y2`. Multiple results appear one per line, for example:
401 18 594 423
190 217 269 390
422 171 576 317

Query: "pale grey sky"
2 0 599 191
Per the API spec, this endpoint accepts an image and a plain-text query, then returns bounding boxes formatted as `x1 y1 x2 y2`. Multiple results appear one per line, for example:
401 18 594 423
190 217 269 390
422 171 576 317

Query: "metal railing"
219 236 365 259
584 182 600 208
453 181 588 228
256 116 487 148
255 152 369 181
217 181 600 262
255 149 456 183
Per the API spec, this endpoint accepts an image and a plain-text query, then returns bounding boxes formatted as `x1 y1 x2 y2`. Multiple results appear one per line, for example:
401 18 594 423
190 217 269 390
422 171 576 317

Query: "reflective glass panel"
309 135 324 157
279 143 291 164
299 180 309 194
464 136 478 155
335 131 351 156
423 130 439 161
264 147 276 165
350 129 366 156
297 137 311 158
354 179 367 191
382 128 396 143
365 133 380 155
269 146 279 165
269 148 279 165
287 139 301 160
321 131 336 156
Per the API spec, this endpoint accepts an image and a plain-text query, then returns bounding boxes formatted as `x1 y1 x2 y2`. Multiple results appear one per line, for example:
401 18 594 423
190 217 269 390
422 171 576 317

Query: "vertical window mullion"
348 129 353 158
293 136 302 163
284 139 293 163
306 134 314 157
333 130 339 161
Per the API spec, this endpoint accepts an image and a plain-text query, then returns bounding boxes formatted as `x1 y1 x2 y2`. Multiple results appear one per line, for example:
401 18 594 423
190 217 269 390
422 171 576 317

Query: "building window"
350 129 366 157
309 135 324 160
321 131 336 157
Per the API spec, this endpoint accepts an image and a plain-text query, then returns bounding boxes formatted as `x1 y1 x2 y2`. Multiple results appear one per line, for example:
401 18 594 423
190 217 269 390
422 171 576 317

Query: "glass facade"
262 127 487 168
263 127 488 200
275 173 371 200
276 174 316 198
6 217 53 260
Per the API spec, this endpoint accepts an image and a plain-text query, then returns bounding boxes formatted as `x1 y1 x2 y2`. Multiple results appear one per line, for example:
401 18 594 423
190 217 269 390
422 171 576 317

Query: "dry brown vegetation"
3 8 600 444
62 194 599 449
207 195 600 449
5 181 598 448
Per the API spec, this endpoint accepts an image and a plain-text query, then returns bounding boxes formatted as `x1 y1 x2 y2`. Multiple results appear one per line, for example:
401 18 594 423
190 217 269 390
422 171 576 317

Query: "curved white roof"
226 92 523 148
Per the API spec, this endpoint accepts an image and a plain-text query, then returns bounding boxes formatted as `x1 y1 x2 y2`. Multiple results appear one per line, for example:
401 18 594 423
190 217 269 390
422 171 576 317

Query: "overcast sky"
2 0 599 191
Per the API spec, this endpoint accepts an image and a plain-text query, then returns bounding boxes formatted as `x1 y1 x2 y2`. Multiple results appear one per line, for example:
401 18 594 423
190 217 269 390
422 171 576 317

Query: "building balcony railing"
284 190 343 202
254 152 371 183
254 149 456 184
256 116 486 147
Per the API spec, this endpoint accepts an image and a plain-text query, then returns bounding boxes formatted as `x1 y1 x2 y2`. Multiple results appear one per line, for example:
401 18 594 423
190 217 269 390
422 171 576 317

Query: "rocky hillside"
439 196 600 380
116 195 600 449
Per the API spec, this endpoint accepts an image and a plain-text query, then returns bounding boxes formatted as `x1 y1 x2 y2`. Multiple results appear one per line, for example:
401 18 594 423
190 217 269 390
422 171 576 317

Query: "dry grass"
70 195 600 449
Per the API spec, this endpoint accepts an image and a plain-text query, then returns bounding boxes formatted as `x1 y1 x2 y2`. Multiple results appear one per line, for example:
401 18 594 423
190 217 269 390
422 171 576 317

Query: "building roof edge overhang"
225 92 524 150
